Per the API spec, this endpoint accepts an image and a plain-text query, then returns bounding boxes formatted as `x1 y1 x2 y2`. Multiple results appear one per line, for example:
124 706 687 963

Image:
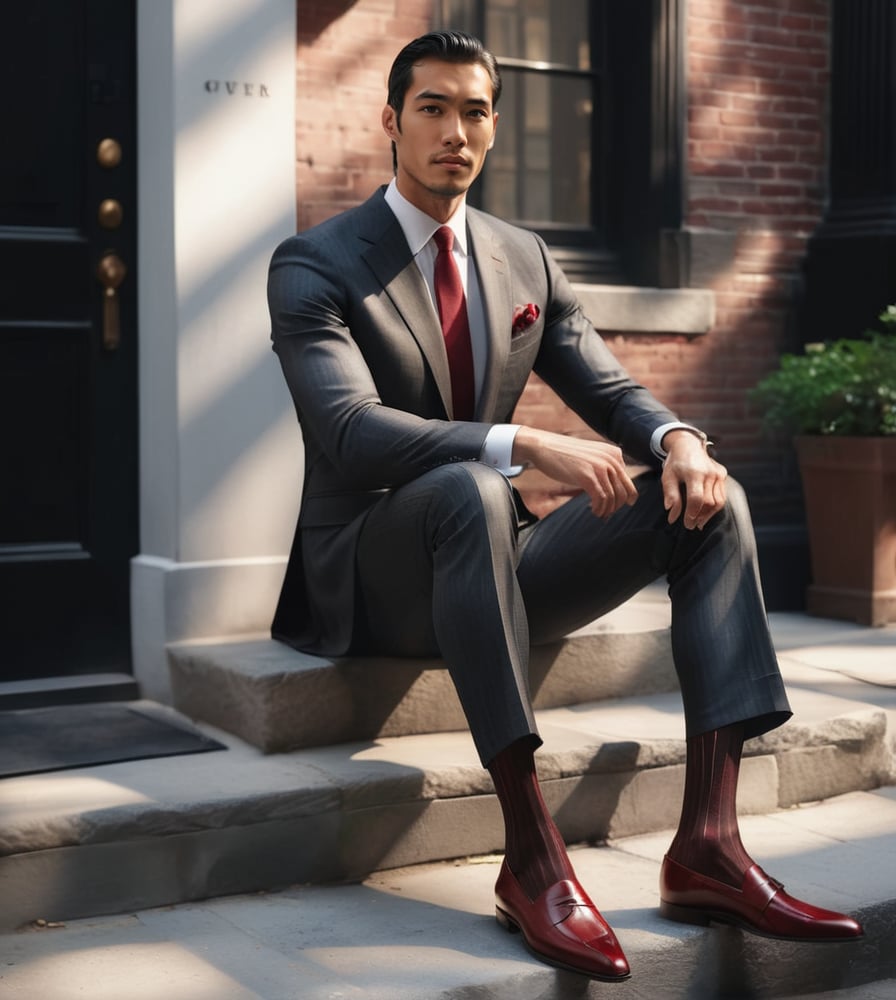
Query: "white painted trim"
134 0 298 700
131 553 288 702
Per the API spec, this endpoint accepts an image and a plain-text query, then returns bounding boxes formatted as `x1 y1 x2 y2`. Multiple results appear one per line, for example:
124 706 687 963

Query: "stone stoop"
0 689 891 933
3 591 893 937
3 791 896 999
166 616 678 752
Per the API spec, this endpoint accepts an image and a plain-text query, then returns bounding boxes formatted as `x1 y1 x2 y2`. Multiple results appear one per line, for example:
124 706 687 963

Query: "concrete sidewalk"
0 608 894 999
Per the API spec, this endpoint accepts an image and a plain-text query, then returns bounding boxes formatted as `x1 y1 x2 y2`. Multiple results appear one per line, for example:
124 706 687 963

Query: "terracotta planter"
795 436 896 626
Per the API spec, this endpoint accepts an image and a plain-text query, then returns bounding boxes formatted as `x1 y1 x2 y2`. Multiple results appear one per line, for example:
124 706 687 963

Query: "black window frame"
436 0 687 287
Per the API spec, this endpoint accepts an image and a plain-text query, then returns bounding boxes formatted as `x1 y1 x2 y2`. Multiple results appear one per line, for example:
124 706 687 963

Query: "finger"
665 490 683 524
712 471 727 509
683 481 706 530
662 468 683 523
586 461 622 513
700 477 731 528
587 482 610 518
590 476 629 518
692 472 726 529
606 469 637 513
591 493 612 519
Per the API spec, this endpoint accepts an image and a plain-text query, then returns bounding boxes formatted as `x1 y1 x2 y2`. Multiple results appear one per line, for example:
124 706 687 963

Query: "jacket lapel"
358 192 453 417
467 209 513 421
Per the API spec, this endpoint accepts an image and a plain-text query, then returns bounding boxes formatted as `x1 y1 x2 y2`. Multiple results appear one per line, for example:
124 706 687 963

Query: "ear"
487 111 499 150
382 104 399 141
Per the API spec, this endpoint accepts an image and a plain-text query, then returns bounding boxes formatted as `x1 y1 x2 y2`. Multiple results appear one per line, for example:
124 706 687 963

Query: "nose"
443 113 466 146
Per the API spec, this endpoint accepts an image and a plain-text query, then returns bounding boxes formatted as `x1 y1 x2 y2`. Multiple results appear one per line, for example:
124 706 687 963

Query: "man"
268 30 863 981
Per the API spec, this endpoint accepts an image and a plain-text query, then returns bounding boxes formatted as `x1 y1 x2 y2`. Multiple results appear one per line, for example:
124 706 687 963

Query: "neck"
394 175 465 224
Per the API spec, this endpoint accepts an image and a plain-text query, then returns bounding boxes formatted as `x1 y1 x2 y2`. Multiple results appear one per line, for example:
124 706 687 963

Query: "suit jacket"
267 187 679 654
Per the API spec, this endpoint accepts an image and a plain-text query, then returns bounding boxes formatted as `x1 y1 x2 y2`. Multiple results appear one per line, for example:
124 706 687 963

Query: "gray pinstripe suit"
268 188 791 764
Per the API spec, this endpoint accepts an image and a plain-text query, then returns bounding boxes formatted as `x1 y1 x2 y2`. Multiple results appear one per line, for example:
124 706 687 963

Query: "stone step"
0 658 892 933
167 591 677 751
3 789 896 999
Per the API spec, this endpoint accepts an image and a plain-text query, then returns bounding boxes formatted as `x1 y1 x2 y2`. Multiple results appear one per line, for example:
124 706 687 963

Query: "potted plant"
750 306 896 625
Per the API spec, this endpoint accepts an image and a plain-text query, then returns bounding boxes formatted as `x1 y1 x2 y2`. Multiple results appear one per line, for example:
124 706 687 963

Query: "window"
441 0 610 279
437 0 687 287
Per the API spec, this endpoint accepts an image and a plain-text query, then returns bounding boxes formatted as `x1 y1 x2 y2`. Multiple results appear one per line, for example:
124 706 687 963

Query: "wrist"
510 425 541 467
662 427 712 454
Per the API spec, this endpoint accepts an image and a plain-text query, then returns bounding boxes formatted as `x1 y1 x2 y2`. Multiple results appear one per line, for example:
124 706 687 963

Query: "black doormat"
0 702 226 778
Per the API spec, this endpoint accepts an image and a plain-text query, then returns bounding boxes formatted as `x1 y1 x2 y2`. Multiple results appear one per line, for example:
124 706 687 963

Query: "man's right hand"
512 426 638 519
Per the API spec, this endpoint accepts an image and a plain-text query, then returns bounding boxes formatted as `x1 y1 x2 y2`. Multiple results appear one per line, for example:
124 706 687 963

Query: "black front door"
0 0 138 686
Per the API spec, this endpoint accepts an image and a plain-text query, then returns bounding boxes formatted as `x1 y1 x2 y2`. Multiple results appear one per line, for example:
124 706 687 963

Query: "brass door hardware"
96 138 122 168
96 253 127 350
98 199 124 229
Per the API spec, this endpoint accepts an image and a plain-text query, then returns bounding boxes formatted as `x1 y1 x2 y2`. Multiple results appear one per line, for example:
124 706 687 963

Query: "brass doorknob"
97 138 122 168
96 253 127 350
98 199 124 229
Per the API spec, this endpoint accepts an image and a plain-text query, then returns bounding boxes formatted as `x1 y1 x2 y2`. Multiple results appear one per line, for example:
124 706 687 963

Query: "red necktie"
433 226 475 421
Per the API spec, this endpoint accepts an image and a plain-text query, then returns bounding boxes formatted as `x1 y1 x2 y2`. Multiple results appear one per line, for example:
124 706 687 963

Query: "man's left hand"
660 429 727 530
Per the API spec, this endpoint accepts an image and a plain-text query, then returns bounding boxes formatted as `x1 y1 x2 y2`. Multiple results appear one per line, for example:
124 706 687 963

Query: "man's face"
382 57 498 218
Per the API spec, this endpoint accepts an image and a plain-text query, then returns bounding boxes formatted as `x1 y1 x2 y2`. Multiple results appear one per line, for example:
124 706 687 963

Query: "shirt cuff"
650 422 707 460
481 424 524 476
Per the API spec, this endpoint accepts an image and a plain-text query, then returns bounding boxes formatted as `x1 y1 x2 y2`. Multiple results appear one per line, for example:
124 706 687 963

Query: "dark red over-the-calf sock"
488 737 576 901
667 724 755 887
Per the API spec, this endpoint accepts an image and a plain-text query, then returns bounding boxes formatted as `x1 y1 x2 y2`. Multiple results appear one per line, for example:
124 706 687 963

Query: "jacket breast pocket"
509 323 543 355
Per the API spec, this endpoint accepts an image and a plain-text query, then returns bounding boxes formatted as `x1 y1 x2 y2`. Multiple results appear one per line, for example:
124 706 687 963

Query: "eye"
419 104 441 115
468 108 489 119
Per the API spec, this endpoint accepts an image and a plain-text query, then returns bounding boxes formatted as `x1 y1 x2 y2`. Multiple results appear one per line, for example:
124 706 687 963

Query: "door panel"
0 0 137 683
0 4 86 229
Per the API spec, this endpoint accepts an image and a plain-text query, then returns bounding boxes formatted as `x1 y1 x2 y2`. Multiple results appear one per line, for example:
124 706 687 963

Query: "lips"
435 156 469 167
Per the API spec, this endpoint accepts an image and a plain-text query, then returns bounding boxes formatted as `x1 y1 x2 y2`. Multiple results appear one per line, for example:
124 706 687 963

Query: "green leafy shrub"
750 306 896 436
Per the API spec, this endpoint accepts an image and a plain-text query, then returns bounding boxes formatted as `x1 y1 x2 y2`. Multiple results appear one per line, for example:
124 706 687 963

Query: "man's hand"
660 429 727 530
512 427 639 518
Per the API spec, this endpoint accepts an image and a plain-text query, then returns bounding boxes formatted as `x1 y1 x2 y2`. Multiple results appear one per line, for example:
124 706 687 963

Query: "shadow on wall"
149 0 305 563
299 0 362 38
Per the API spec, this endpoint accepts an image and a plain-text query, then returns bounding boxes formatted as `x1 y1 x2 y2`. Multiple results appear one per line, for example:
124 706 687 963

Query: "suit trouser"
354 462 792 766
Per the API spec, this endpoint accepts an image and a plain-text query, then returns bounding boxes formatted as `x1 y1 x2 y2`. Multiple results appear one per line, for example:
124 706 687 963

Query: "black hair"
386 30 502 171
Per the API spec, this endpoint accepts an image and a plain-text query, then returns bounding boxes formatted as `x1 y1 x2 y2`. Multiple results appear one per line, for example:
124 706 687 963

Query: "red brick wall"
296 1 433 231
294 0 831 521
514 0 830 518
682 0 829 520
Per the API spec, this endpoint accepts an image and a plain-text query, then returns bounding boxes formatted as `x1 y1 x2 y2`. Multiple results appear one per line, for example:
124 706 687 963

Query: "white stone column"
133 0 300 700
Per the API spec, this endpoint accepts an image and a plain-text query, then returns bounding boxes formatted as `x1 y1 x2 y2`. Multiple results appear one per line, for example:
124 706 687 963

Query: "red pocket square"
512 303 540 335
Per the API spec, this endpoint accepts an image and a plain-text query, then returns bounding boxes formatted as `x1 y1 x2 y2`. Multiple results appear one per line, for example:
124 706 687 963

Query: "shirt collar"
384 178 468 257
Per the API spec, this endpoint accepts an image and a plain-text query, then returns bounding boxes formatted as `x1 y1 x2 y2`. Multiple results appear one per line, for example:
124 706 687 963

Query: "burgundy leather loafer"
660 855 864 941
494 860 631 980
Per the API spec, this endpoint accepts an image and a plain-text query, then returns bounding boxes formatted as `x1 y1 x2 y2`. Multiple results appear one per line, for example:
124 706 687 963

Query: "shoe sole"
659 899 864 943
